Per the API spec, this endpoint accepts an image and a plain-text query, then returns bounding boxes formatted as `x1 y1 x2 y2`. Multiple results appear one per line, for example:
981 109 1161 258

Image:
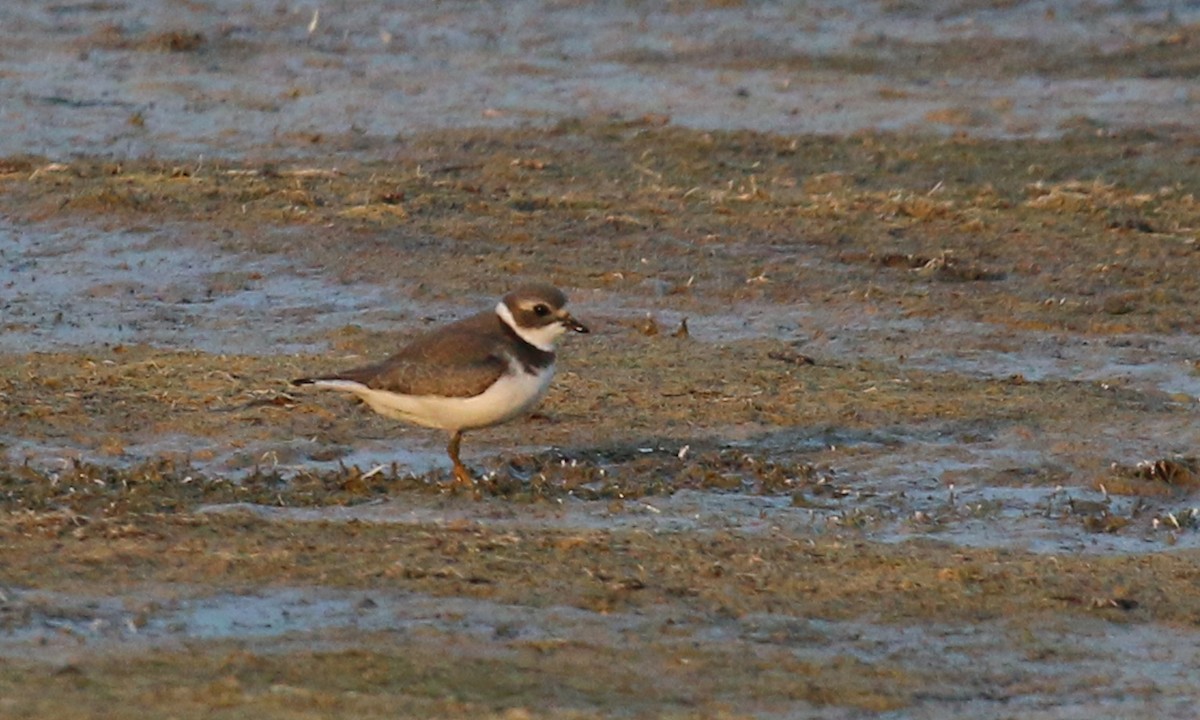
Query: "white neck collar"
496 301 561 352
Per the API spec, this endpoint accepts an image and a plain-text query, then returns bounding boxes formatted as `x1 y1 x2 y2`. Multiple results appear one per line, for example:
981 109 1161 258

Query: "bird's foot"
452 462 475 487
450 463 488 501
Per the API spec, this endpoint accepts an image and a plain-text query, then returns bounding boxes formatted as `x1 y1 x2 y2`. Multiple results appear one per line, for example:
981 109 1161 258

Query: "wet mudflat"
3 1 1200 718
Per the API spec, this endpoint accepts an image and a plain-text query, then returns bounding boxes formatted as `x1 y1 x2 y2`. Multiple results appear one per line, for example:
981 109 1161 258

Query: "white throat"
496 301 563 352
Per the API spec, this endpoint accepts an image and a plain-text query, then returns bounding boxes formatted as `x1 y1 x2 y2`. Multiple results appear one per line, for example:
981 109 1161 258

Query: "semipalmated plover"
292 283 588 484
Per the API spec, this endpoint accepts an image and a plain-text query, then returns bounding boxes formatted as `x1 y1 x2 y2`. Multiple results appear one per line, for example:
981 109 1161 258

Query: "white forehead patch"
496 301 566 352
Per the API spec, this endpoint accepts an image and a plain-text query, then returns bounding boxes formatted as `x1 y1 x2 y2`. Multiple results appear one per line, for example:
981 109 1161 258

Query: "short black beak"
562 313 589 333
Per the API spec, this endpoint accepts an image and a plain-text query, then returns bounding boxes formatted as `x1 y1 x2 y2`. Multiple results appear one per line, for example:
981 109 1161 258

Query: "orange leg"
447 430 473 485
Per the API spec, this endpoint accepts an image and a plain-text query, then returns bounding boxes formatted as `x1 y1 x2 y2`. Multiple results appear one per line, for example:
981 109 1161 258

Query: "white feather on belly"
310 364 556 432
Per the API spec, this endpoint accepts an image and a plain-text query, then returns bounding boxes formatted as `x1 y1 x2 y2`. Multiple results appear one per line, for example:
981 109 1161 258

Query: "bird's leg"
447 430 473 486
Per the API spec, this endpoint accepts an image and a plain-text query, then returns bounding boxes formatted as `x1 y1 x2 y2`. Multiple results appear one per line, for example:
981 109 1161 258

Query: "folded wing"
295 311 511 399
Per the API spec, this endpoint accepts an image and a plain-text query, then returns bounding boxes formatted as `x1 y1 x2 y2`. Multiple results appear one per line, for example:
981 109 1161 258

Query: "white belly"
314 365 555 432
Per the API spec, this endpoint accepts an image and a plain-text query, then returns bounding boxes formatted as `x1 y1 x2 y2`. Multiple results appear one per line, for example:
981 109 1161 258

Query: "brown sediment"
3 123 1200 715
3 15 1200 710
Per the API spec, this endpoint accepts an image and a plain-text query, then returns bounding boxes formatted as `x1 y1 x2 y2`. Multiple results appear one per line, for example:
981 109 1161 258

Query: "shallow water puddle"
195 481 1200 556
886 327 1200 401
0 225 397 354
3 0 1199 160
7 221 1200 396
2 584 1198 715
569 295 1200 401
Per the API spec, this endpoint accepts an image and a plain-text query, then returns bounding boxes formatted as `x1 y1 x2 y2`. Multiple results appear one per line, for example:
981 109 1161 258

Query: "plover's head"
496 283 589 351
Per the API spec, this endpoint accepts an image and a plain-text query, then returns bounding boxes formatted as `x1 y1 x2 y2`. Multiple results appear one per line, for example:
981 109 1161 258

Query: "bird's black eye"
533 304 551 317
